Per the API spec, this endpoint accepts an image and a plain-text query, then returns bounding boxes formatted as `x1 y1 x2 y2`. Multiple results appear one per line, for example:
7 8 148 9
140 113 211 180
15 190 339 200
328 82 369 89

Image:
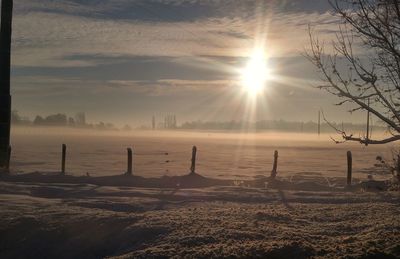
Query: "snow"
9 128 396 181
0 176 399 258
1 129 399 258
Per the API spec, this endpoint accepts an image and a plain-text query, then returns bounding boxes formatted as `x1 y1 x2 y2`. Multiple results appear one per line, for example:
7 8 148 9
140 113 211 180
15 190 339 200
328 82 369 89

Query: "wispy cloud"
12 0 339 67
10 0 348 123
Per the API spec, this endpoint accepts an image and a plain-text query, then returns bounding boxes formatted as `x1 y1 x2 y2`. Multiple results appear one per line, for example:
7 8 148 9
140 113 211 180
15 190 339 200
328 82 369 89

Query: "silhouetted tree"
75 112 86 126
33 116 45 125
11 110 21 124
307 0 400 145
33 114 67 126
123 124 132 131
46 114 67 125
68 117 75 126
105 122 114 129
0 0 13 168
96 122 105 130
10 110 30 125
173 115 177 128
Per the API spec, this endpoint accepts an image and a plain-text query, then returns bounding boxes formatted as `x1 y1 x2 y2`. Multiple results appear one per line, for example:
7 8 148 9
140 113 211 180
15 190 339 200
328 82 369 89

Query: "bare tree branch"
306 0 400 145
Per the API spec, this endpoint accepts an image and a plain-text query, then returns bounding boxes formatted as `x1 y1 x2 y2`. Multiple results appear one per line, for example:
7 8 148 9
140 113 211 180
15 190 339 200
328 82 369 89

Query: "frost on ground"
0 179 399 259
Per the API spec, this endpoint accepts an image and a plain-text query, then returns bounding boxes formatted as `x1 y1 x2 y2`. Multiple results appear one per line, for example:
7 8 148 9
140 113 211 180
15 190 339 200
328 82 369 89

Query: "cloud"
15 0 332 22
11 0 339 68
107 78 236 96
10 0 351 123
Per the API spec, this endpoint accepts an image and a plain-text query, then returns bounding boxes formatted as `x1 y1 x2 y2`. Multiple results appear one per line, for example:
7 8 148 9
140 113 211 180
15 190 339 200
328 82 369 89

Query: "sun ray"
240 48 270 97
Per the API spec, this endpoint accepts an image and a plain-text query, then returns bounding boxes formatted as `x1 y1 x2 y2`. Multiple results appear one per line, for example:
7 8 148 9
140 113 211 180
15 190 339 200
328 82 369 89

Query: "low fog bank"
11 125 390 144
11 111 387 136
8 125 395 179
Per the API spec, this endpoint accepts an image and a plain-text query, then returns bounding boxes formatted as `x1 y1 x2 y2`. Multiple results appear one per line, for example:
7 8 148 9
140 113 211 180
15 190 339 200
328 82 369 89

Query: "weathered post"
6 145 11 170
396 154 400 181
61 144 66 175
347 151 352 186
318 110 321 136
0 0 13 169
127 147 133 175
397 154 400 172
190 146 197 174
270 150 278 179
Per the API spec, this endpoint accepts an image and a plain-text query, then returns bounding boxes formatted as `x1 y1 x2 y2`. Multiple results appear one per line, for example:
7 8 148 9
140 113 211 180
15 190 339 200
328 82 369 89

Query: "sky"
7 0 369 126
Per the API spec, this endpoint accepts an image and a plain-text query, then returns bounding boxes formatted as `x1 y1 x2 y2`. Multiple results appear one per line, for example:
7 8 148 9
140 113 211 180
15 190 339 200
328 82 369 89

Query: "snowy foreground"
0 173 399 259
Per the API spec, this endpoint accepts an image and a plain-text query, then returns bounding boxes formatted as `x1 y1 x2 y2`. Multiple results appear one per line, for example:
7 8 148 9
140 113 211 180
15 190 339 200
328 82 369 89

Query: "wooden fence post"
127 147 133 175
190 146 197 174
397 154 400 173
347 151 352 186
61 144 66 175
396 154 400 181
6 145 11 171
318 110 321 136
270 150 278 179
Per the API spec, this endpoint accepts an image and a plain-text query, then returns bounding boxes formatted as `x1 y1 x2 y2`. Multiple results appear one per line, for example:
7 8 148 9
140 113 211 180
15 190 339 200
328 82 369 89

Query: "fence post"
6 145 11 171
61 144 66 175
190 146 197 174
270 150 278 179
397 154 400 176
127 147 133 175
347 151 352 186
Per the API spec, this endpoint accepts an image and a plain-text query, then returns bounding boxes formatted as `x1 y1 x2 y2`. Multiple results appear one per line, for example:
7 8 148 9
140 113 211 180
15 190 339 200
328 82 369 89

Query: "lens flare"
241 48 270 96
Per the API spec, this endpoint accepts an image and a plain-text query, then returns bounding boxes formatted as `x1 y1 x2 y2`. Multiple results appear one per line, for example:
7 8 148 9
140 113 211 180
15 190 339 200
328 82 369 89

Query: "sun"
241 48 270 96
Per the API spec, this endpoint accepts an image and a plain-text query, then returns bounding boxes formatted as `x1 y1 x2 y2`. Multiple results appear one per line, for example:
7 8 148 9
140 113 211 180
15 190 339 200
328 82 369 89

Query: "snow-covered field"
1 128 399 258
0 180 399 258
9 127 396 180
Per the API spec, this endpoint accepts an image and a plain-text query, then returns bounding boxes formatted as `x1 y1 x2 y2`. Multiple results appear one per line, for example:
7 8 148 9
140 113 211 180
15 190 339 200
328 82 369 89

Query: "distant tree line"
11 110 31 125
180 120 386 133
33 113 67 126
12 110 387 133
164 114 177 129
150 114 177 130
11 111 119 131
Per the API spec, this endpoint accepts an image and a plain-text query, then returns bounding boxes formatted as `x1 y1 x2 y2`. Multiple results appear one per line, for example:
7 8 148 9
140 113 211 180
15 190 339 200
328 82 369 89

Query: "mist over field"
1 126 399 259
10 126 394 180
